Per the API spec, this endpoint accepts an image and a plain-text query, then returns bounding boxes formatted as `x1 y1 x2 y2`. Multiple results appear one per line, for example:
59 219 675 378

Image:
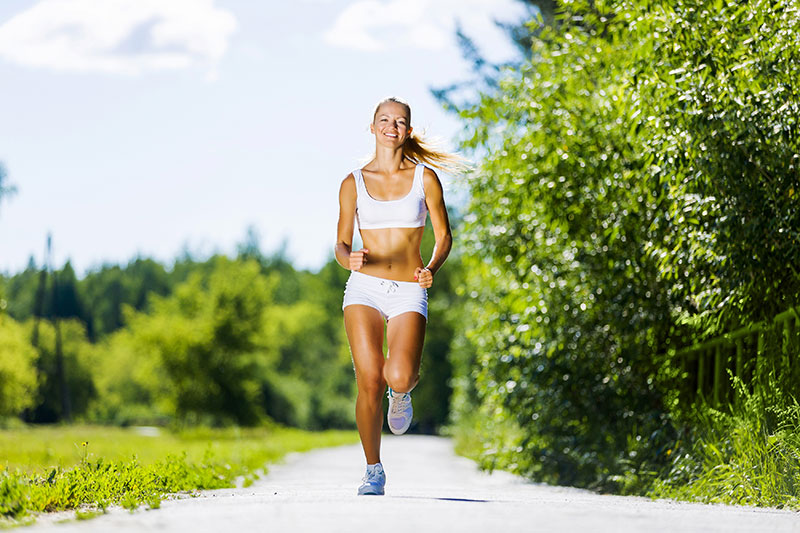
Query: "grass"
450 385 800 510
649 392 800 509
0 424 358 525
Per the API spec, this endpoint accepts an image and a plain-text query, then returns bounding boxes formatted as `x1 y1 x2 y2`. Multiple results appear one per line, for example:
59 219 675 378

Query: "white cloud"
323 0 528 56
0 0 237 76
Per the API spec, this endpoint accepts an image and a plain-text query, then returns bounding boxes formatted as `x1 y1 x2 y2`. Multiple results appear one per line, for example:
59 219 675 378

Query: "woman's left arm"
415 168 452 287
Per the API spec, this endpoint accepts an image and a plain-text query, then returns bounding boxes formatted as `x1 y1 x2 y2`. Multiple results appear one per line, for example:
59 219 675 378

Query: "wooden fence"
670 306 800 405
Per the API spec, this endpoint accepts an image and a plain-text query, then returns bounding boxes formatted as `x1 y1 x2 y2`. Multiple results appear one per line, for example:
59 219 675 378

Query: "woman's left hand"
414 267 433 288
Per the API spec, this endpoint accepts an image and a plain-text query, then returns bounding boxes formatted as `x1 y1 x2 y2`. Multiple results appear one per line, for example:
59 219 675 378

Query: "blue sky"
0 0 530 277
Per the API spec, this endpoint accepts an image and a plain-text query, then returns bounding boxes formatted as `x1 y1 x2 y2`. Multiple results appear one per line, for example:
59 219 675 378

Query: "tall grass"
651 380 800 509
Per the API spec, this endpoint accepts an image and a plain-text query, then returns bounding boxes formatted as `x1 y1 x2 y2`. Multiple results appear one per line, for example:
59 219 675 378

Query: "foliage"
0 162 15 216
447 0 800 494
651 380 800 509
0 315 38 417
432 1 555 111
3 259 46 326
0 424 358 523
23 318 96 423
85 327 171 426
451 0 678 488
124 257 277 425
4 261 91 335
93 255 359 429
78 257 171 340
633 0 800 337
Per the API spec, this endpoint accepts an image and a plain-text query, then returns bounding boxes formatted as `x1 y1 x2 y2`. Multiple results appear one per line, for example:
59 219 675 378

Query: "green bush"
634 0 800 338
452 0 677 488
448 0 800 494
85 328 171 426
0 315 38 417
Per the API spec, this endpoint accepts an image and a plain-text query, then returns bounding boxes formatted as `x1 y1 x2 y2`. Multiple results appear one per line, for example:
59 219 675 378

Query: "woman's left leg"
384 311 426 393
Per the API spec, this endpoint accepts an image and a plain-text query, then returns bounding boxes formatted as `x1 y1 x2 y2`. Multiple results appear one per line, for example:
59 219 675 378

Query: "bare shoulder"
338 173 357 209
422 166 443 195
340 173 356 192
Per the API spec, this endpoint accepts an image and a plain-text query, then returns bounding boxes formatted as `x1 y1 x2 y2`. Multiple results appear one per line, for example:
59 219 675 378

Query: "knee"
356 371 386 401
383 365 417 393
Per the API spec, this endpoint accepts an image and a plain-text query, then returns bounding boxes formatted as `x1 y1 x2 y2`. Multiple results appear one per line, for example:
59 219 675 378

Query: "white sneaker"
387 388 413 435
357 463 385 495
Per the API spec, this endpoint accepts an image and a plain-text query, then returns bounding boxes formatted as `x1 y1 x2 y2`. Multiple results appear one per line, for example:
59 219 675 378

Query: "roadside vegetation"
0 424 357 524
441 0 800 509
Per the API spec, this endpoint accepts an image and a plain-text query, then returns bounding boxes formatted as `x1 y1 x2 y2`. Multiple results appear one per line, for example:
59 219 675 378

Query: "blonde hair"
371 96 470 174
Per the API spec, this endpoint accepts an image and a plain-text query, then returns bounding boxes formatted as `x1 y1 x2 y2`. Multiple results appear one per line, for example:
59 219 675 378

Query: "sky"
0 0 531 278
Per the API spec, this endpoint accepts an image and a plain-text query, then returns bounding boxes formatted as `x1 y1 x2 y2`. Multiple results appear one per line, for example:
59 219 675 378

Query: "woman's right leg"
344 304 386 464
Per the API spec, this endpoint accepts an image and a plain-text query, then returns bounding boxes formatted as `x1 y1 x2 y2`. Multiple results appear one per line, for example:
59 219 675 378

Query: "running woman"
335 96 464 496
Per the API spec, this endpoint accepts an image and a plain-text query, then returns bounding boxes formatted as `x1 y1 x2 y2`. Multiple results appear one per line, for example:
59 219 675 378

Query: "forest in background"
0 224 457 433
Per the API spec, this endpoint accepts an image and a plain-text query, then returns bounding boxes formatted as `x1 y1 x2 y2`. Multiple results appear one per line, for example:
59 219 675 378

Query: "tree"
3 257 41 321
23 318 95 423
0 315 38 417
86 326 170 425
0 163 16 217
127 256 276 425
632 0 800 334
447 0 680 488
432 1 555 111
79 256 171 340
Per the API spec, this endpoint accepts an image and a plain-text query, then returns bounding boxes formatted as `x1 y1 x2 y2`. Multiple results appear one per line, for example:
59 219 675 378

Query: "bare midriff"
358 226 425 282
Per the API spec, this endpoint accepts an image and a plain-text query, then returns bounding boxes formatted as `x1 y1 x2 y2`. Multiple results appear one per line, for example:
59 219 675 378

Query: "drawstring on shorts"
380 280 399 294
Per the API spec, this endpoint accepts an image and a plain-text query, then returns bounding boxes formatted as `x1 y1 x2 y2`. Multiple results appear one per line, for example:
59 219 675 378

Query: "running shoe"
387 388 413 435
357 463 385 496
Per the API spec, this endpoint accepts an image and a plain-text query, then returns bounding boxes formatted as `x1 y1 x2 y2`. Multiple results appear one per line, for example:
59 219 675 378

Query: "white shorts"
342 271 428 321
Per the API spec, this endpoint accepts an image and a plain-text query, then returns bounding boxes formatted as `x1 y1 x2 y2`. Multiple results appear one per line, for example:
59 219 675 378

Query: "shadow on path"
392 495 492 503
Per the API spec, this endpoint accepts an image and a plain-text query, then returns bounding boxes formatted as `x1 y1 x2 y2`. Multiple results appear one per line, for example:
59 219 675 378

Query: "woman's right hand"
349 248 369 271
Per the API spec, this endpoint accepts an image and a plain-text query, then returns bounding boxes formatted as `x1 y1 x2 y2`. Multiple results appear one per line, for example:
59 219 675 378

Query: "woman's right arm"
335 174 358 270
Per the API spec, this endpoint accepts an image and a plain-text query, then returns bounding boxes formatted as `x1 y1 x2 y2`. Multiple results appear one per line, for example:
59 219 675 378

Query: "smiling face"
370 100 413 148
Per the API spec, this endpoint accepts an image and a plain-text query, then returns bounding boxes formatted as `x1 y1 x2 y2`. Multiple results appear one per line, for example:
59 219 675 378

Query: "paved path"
29 435 800 532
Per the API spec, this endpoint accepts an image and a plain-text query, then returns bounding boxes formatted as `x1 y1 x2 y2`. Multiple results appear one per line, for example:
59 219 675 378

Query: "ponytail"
402 131 471 175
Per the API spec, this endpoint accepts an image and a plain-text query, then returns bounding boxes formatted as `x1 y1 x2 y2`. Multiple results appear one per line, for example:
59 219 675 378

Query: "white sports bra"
353 164 428 230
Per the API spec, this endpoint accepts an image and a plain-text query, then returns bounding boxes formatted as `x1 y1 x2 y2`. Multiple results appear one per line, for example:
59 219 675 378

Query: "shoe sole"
388 421 411 435
357 487 385 496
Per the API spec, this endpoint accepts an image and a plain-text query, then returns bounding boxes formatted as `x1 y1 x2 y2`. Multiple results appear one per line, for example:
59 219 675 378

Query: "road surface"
27 435 800 532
